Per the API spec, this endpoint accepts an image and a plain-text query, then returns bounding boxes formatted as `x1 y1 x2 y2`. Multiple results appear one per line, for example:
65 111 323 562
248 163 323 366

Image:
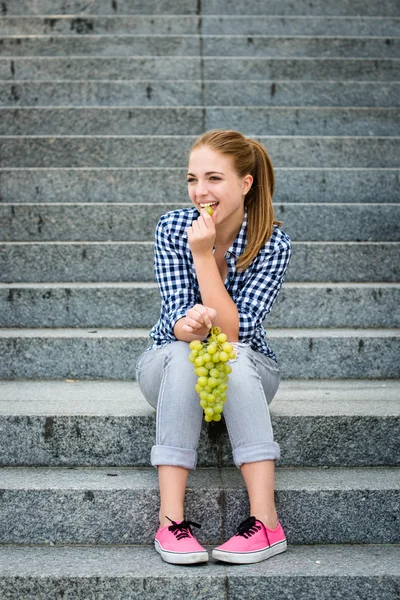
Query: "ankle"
254 512 279 530
159 513 184 528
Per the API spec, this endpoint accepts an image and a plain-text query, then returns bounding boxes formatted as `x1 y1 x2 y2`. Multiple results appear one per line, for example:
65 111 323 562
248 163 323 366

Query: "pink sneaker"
212 516 287 564
154 517 209 565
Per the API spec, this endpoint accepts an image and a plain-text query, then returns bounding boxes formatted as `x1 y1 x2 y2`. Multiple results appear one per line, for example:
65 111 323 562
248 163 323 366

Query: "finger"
185 316 202 329
205 307 217 321
189 306 211 329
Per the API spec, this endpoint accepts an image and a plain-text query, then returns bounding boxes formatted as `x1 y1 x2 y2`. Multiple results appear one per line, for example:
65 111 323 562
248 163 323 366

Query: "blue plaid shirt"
149 207 292 363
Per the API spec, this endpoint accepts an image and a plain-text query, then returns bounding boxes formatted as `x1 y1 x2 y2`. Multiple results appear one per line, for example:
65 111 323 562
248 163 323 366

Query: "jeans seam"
155 349 169 446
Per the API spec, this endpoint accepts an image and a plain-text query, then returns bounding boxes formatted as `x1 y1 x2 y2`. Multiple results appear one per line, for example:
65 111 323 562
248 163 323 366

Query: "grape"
204 205 214 216
188 326 237 422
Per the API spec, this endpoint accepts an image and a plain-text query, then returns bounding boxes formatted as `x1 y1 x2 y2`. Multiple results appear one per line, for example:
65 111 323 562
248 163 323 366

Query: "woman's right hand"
181 304 217 336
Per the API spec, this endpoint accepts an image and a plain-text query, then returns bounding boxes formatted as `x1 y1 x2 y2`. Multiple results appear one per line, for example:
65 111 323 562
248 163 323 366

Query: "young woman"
135 129 292 565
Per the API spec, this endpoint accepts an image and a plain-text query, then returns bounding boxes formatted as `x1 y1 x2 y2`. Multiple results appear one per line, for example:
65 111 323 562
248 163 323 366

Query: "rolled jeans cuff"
233 441 280 468
151 445 197 470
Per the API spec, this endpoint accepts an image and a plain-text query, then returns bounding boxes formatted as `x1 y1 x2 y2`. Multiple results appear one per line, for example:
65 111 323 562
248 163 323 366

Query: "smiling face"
187 146 253 233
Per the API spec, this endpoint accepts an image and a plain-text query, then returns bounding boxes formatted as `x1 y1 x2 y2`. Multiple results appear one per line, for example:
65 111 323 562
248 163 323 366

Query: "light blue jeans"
135 341 281 469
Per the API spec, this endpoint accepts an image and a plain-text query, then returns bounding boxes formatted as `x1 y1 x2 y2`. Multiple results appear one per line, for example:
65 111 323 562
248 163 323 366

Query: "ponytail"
237 138 282 271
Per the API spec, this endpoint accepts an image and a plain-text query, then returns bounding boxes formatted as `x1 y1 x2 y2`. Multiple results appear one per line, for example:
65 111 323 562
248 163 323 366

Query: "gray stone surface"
202 16 400 36
0 328 398 380
2 203 399 242
205 107 399 137
0 80 203 107
0 379 399 467
0 35 201 57
201 36 398 59
0 466 398 544
204 81 400 107
0 545 399 600
1 241 399 282
1 168 398 204
2 57 399 81
221 467 400 544
1 283 398 328
0 15 200 35
2 137 399 168
0 107 205 136
0 57 202 80
202 58 400 81
2 35 397 59
202 0 400 16
2 16 399 37
2 107 398 137
1 0 198 15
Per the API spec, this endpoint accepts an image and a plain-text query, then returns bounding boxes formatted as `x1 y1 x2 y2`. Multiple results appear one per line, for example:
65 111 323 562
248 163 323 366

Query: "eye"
210 176 221 180
187 178 195 183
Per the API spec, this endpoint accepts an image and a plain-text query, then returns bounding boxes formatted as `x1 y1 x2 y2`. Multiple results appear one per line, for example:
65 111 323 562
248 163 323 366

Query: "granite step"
2 57 399 81
4 0 400 17
202 0 400 17
1 35 398 59
0 35 202 57
2 136 399 168
1 203 399 242
1 379 399 468
0 0 198 16
1 168 399 204
0 465 399 544
1 15 399 37
2 107 399 137
0 56 202 80
1 241 398 282
1 282 399 329
1 80 400 108
0 328 398 380
1 544 399 600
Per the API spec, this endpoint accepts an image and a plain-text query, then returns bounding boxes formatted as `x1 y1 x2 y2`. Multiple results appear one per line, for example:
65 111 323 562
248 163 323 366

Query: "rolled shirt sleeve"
153 215 198 339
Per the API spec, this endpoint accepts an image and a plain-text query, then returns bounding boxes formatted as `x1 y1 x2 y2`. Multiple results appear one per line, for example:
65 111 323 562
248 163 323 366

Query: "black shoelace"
166 516 201 540
235 516 262 539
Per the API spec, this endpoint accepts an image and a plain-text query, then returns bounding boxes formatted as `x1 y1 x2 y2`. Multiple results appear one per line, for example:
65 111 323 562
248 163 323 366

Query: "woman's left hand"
187 209 216 256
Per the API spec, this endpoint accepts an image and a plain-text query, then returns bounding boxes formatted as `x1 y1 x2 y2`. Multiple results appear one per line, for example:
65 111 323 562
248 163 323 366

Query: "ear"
243 174 253 195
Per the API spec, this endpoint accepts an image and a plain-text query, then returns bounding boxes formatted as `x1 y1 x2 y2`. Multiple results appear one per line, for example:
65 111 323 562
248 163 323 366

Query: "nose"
195 179 208 197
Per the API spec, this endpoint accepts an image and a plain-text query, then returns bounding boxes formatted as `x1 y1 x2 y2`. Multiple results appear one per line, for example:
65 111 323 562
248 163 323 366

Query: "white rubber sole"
212 539 287 564
155 540 209 565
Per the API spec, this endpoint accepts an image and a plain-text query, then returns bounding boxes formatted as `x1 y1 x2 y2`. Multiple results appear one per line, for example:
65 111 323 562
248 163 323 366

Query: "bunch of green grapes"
189 327 237 422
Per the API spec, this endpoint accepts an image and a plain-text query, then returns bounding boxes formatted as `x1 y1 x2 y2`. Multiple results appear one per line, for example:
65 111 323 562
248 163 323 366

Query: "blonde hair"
189 129 282 271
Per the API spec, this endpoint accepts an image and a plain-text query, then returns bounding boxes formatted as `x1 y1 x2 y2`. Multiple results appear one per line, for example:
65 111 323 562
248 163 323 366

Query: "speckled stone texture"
2 57 399 82
0 36 201 58
1 283 398 328
202 57 400 81
1 242 399 282
202 0 400 16
1 203 399 242
2 137 400 169
0 80 203 107
2 107 399 136
0 466 399 544
1 168 398 204
0 545 399 600
0 57 202 80
2 0 198 16
2 81 400 108
2 15 400 36
0 380 399 468
0 328 399 379
0 107 205 136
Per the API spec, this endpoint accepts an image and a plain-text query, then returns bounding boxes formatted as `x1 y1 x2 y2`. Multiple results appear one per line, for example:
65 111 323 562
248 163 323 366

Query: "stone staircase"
0 0 399 597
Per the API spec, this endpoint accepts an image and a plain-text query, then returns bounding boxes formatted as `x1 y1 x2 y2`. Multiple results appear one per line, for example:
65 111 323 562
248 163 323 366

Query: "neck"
215 209 244 248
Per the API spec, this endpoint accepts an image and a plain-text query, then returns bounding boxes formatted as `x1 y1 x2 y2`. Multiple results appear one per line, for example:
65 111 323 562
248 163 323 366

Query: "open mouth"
199 201 219 210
